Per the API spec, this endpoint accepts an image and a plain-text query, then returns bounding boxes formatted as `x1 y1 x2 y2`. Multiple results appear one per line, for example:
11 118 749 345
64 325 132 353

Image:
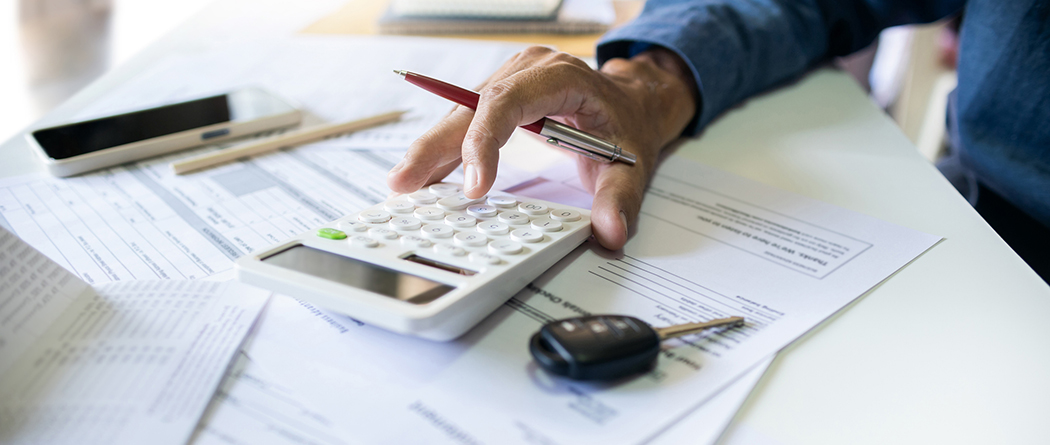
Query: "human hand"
386 46 697 250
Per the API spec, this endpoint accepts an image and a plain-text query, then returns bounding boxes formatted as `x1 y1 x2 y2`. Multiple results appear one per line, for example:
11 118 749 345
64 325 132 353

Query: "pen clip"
545 138 613 163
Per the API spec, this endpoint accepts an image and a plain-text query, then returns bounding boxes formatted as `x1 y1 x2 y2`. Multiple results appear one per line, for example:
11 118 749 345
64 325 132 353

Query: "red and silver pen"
394 70 637 165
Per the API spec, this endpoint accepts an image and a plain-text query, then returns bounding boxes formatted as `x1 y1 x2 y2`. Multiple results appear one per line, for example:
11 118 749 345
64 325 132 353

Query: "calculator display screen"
261 245 453 304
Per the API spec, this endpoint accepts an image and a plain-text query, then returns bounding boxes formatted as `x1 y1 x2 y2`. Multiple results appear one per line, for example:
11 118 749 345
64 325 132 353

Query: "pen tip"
393 69 407 79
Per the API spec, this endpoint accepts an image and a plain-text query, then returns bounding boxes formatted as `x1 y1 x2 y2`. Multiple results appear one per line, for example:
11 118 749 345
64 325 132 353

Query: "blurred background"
0 0 959 163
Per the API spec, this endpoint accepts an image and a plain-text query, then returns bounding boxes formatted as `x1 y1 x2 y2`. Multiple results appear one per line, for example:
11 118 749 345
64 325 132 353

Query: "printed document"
0 145 532 285
0 226 270 445
190 352 350 445
241 156 940 444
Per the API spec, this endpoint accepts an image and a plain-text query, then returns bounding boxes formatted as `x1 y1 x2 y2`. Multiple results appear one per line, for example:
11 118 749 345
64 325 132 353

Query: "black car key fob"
529 315 660 380
529 315 745 381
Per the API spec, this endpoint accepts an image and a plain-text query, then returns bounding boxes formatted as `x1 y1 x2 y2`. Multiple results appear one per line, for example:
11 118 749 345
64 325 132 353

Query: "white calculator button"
444 214 477 227
498 211 530 225
368 228 398 240
338 220 368 232
518 202 549 215
477 221 510 235
487 195 517 208
389 216 422 231
421 224 455 239
414 207 445 220
454 232 487 247
385 201 415 214
428 183 462 197
549 209 582 222
408 191 438 205
437 193 486 211
530 218 563 232
467 204 498 218
358 210 391 224
511 229 544 244
349 235 379 248
489 239 523 255
434 244 467 256
469 251 501 265
400 235 432 248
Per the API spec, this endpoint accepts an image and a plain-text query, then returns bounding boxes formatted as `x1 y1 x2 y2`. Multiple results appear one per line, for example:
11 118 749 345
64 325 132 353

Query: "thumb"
588 164 647 251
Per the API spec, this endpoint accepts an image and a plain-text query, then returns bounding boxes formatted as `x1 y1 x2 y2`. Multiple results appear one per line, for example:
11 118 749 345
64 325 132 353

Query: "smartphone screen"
31 89 296 160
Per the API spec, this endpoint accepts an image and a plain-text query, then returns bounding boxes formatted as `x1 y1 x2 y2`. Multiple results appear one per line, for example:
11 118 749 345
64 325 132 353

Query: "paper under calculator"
237 183 592 340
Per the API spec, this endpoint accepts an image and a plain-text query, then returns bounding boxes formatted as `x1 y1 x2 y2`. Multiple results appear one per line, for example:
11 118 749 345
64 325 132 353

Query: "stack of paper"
0 226 270 445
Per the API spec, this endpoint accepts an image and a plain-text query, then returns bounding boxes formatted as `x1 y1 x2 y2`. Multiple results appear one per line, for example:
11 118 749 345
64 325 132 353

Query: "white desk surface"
2 1 1048 444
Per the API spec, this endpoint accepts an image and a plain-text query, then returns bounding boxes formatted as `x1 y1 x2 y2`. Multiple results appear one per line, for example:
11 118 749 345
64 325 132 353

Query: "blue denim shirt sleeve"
597 0 962 135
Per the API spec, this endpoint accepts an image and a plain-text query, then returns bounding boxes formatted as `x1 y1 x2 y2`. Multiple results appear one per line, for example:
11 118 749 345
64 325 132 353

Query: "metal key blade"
654 316 745 340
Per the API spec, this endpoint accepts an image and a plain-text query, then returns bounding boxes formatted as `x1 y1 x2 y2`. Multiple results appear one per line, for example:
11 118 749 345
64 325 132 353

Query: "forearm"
598 0 962 133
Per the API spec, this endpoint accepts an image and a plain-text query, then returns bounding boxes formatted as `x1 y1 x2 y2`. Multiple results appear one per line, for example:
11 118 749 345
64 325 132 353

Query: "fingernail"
619 210 628 237
464 164 478 191
389 159 406 174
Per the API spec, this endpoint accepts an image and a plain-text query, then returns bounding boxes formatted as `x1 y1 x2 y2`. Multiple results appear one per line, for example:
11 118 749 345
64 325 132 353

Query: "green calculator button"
316 228 347 240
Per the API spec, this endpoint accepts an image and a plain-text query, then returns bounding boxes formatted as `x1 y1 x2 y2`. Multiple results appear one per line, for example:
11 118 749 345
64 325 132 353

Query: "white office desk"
1 1 1048 444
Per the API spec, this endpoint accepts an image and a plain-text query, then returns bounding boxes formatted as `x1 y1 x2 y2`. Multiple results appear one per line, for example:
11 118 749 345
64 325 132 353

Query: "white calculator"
236 183 591 340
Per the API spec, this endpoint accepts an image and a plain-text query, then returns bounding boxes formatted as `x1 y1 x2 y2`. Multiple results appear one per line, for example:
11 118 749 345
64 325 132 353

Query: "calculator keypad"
317 189 588 270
